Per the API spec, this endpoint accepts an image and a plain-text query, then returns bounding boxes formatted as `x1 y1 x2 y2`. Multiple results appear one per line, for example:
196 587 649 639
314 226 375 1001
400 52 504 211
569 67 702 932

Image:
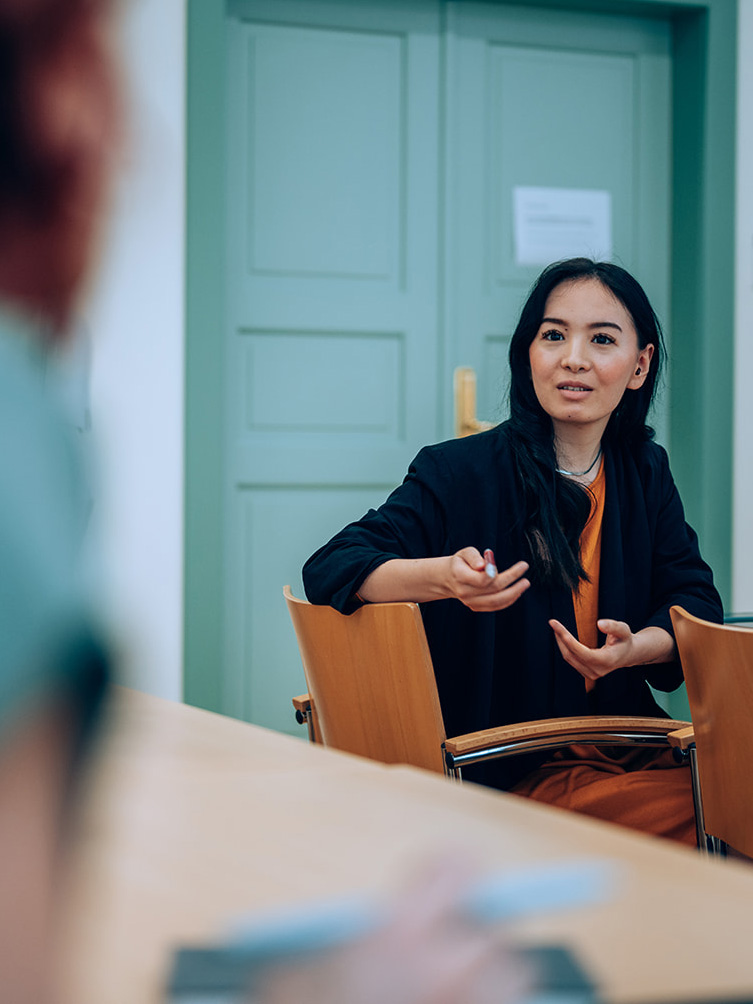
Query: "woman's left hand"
548 619 675 681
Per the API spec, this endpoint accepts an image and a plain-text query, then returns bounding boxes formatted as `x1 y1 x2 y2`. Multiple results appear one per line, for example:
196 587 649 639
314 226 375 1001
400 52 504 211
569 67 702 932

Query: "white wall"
734 0 753 614
86 0 186 700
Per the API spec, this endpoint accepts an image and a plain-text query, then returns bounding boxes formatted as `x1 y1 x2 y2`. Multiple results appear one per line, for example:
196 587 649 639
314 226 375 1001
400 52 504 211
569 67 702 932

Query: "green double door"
221 0 671 732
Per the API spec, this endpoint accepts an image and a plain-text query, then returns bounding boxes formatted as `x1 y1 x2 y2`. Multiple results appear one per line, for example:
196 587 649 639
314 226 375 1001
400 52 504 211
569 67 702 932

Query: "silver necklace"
556 446 602 478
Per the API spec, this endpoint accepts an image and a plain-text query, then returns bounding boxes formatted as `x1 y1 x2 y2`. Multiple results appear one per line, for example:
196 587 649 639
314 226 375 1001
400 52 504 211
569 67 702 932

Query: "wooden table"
56 688 753 1004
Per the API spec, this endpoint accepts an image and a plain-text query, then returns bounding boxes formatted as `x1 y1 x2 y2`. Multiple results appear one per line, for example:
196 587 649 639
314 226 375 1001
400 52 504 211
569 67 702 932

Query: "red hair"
0 0 120 333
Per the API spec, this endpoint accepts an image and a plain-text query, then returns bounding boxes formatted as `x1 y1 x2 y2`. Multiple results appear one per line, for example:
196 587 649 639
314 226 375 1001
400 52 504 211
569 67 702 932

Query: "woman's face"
528 278 654 439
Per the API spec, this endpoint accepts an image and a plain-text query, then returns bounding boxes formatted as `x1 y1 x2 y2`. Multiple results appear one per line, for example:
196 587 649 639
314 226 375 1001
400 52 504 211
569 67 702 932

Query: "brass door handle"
454 367 495 438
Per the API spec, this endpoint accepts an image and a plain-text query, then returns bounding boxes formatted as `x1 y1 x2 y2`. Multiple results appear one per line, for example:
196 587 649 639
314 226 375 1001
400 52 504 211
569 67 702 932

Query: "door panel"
490 47 636 284
224 2 441 728
444 3 671 437
226 486 390 725
244 25 403 280
240 330 405 438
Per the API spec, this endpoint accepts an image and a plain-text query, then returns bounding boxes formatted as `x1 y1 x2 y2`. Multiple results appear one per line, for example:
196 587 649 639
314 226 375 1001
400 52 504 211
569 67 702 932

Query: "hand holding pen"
356 550 529 609
445 547 529 612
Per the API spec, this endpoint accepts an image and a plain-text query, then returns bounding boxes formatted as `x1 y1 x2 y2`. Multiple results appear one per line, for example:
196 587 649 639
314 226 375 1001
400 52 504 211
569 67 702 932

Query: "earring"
635 368 641 375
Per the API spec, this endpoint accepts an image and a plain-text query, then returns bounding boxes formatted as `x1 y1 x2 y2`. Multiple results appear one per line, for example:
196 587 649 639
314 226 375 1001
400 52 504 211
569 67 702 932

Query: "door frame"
184 0 737 711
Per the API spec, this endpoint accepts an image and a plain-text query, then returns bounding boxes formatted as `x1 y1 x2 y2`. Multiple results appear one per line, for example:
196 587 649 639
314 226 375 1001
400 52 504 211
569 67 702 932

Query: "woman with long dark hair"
304 258 722 844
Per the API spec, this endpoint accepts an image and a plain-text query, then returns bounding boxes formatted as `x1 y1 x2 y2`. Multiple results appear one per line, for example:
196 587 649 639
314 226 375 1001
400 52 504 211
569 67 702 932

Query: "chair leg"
687 746 711 855
707 836 728 857
442 755 463 782
688 750 727 857
303 710 318 744
294 707 318 744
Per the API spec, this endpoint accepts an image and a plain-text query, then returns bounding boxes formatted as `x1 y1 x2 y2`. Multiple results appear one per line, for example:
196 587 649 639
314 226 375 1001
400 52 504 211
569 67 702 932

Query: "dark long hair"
506 258 665 590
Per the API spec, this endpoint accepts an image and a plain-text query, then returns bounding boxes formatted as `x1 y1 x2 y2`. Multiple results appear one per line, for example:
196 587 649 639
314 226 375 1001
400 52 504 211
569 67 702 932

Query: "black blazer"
303 424 722 787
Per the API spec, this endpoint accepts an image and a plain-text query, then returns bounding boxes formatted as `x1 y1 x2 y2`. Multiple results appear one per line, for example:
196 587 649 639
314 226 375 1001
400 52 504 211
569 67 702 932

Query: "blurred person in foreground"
0 0 116 999
0 3 528 1004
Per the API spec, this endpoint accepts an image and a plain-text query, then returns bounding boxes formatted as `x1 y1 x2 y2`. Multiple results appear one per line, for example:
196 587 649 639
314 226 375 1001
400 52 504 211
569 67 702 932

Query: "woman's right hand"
444 549 529 612
357 551 529 609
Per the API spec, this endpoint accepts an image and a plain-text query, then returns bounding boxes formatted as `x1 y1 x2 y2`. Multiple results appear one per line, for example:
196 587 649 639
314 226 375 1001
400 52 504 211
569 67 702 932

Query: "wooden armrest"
292 693 312 714
666 725 695 750
291 692 321 744
444 715 691 759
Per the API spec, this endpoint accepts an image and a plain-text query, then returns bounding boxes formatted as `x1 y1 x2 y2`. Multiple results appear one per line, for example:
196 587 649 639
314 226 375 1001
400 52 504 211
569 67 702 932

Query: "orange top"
515 461 696 848
572 459 606 690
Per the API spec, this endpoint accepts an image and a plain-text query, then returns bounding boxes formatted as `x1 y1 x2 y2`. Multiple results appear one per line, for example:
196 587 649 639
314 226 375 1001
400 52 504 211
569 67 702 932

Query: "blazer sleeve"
642 446 723 690
302 446 450 614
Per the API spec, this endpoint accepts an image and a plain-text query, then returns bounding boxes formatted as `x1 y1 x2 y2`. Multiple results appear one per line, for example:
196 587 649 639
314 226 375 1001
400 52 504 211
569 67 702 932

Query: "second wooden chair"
669 606 753 858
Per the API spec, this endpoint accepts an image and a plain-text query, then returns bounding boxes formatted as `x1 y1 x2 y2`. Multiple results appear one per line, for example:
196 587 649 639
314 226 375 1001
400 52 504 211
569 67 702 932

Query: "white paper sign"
513 186 612 266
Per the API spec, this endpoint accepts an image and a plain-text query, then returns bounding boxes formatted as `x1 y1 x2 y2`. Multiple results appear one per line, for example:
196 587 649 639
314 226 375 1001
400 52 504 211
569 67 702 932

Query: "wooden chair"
284 586 691 783
668 606 753 858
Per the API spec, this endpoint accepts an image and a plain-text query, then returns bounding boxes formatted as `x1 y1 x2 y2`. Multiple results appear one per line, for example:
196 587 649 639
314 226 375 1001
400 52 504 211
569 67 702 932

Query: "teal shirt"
0 307 106 743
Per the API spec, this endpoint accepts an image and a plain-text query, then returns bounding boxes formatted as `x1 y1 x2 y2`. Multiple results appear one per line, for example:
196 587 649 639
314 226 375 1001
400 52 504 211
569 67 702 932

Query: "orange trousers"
511 744 696 847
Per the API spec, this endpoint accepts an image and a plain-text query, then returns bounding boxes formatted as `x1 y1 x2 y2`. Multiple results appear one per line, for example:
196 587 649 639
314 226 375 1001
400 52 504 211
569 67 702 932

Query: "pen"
484 548 497 578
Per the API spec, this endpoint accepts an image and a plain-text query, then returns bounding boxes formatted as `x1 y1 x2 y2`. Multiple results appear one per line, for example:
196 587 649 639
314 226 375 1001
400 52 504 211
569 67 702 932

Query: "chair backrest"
671 605 753 857
283 586 447 773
